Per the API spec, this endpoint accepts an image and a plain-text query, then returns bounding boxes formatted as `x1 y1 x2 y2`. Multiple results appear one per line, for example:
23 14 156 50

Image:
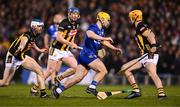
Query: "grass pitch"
0 84 179 106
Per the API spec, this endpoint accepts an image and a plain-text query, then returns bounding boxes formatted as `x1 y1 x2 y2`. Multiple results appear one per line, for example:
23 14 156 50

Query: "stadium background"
0 0 179 86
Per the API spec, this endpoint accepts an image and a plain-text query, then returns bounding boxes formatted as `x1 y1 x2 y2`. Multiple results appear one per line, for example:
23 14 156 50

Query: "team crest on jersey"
69 29 77 36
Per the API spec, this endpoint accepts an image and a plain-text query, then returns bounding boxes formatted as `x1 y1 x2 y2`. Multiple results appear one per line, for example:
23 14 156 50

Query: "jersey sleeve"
137 22 150 35
23 33 31 40
87 25 97 34
58 19 67 32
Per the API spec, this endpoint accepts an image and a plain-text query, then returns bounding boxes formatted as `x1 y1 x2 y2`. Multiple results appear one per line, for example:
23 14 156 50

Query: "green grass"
0 84 180 106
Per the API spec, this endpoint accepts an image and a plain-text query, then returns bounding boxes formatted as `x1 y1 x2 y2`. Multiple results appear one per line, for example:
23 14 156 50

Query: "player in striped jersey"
30 7 81 95
0 19 48 98
120 10 167 100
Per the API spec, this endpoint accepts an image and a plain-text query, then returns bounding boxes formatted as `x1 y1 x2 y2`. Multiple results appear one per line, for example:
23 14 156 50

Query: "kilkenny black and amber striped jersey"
8 30 37 60
51 18 79 51
134 22 153 55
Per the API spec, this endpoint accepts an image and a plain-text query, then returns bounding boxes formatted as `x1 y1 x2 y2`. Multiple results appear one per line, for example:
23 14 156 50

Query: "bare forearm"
102 41 116 50
56 32 72 46
147 34 156 45
33 43 42 52
44 34 49 49
143 30 156 45
57 36 72 46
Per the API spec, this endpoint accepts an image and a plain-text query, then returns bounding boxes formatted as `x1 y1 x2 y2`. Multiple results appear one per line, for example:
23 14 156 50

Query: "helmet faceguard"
30 19 44 35
68 7 80 23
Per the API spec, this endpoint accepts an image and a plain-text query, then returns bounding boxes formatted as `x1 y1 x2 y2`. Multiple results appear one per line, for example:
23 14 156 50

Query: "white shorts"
139 53 159 67
5 52 24 68
48 47 74 61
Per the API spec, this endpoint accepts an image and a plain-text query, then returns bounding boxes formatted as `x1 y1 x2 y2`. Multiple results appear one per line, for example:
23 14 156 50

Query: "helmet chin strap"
98 18 105 29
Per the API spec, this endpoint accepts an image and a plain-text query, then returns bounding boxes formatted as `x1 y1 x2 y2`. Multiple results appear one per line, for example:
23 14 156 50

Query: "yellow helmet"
97 12 110 21
129 10 143 23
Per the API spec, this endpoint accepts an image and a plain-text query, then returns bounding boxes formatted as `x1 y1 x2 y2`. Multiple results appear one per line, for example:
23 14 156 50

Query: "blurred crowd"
0 0 179 81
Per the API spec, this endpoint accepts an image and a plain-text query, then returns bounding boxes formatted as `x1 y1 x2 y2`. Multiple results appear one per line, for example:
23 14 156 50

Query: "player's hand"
28 42 35 48
70 43 78 49
148 47 156 59
114 48 123 56
150 47 157 53
104 37 114 43
39 48 48 53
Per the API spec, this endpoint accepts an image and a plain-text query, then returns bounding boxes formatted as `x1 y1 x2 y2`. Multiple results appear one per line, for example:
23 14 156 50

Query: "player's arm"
31 42 47 53
57 20 77 49
143 28 157 58
143 29 156 46
101 40 122 53
44 33 49 49
86 30 113 43
56 31 77 48
16 36 28 53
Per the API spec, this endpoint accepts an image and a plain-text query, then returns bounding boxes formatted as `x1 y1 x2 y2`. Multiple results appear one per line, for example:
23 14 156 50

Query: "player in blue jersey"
52 12 122 99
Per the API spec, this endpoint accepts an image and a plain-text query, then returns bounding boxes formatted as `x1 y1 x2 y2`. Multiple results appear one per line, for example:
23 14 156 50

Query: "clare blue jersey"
83 24 105 54
47 24 58 41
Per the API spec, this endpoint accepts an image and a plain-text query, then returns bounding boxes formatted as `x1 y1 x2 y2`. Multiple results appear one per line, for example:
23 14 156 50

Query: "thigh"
62 56 78 68
121 58 142 72
22 56 42 73
145 62 157 74
47 58 59 70
88 58 107 73
74 64 88 78
55 61 62 73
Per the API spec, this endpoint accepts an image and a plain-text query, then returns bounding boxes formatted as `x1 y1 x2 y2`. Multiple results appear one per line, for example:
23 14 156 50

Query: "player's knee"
97 66 107 75
71 67 77 73
48 66 56 74
148 72 158 78
100 69 108 75
104 70 108 75
124 70 131 76
75 76 83 83
70 65 77 71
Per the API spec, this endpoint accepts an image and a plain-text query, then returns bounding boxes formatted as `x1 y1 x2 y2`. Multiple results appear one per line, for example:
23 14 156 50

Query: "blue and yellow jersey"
134 22 153 55
83 24 105 54
8 30 37 60
51 18 79 51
